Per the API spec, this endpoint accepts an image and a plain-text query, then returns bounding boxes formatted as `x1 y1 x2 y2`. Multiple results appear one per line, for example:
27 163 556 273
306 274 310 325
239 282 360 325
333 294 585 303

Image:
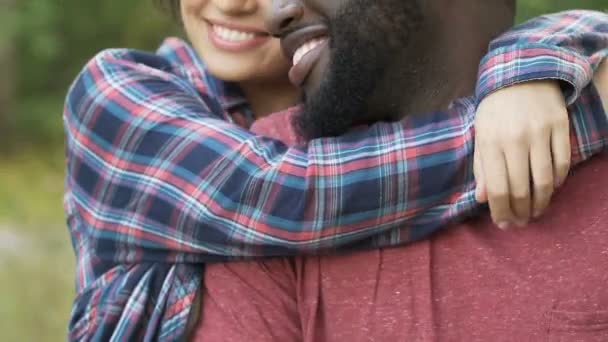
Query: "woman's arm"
472 10 608 226
477 10 608 104
66 51 482 341
65 10 608 264
595 57 608 113
65 49 479 261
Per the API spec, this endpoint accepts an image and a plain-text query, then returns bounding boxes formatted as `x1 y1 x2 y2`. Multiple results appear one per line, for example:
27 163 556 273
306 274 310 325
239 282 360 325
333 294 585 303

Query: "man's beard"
294 0 424 140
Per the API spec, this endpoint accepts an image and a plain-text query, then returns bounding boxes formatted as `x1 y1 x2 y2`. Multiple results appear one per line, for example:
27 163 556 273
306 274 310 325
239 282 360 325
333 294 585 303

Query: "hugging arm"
65 10 608 341
65 11 608 263
473 10 608 226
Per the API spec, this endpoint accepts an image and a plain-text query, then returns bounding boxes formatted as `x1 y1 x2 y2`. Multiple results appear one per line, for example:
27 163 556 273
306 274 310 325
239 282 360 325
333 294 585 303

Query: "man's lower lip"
288 42 327 87
207 23 270 52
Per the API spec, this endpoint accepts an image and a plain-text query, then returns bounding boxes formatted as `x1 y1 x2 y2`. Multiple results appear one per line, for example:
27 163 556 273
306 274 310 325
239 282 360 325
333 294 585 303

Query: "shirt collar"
156 37 250 115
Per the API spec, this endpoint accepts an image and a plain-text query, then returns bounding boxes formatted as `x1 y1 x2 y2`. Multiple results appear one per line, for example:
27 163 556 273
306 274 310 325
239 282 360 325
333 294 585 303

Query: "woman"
63 0 608 340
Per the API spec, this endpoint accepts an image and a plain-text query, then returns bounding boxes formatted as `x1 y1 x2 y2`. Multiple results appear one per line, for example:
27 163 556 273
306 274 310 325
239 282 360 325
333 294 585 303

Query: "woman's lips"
288 39 328 86
206 21 270 52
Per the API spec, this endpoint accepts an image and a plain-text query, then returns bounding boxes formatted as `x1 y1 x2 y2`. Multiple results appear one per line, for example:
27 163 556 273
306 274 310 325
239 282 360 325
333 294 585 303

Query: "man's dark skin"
267 0 517 139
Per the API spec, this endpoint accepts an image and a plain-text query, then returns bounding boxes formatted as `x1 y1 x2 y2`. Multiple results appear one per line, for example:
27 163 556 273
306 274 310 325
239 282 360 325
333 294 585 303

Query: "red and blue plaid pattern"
64 10 608 341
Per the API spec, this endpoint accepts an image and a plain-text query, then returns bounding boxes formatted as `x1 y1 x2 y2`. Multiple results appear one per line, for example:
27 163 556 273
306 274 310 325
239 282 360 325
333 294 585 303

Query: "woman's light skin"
180 0 299 117
596 59 608 114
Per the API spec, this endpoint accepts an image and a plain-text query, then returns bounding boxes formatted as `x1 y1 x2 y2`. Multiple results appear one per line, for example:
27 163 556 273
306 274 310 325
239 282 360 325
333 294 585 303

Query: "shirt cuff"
592 48 608 72
476 43 594 106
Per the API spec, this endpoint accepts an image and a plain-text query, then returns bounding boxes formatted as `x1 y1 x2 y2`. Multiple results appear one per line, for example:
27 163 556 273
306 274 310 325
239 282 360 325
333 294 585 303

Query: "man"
194 1 608 340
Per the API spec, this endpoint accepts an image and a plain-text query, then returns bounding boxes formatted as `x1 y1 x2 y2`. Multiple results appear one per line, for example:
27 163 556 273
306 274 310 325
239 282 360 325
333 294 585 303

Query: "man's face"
267 0 514 139
266 0 441 139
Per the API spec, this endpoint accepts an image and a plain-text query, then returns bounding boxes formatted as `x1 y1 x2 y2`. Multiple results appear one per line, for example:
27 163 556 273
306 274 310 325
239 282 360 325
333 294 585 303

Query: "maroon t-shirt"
193 111 608 342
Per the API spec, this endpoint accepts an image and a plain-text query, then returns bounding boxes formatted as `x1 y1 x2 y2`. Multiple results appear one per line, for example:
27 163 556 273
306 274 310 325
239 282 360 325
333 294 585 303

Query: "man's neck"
239 79 300 119
376 18 515 120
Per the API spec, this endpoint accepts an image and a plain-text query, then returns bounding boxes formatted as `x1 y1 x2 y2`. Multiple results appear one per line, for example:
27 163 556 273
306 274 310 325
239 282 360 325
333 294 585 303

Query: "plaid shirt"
64 10 608 342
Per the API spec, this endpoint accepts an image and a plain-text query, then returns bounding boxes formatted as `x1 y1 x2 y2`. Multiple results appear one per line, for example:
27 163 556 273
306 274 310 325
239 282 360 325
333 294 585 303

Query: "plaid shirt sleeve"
64 50 483 262
64 50 484 341
477 10 608 105
64 10 608 342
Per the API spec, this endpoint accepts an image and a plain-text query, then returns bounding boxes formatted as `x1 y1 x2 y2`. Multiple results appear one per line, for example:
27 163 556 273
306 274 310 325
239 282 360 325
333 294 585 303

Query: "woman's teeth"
213 25 257 42
293 38 327 66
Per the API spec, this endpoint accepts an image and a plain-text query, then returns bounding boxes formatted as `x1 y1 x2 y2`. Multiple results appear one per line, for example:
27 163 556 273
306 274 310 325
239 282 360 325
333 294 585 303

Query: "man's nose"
211 0 257 15
265 0 304 37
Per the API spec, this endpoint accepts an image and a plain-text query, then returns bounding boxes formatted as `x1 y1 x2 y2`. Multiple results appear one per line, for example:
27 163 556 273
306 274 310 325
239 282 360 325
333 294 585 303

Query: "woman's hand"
474 80 570 229
594 58 608 115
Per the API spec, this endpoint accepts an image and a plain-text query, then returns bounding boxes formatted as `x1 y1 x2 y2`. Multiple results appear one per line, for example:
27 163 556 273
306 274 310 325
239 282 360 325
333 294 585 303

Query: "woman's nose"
265 0 303 37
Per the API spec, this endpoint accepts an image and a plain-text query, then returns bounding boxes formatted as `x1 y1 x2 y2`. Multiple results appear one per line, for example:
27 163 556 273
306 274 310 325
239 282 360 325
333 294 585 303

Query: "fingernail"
534 211 542 218
497 222 511 230
515 220 527 228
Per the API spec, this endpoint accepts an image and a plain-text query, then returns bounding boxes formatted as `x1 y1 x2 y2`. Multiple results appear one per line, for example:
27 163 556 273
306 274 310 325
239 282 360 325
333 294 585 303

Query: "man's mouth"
289 37 328 86
292 38 327 66
281 26 329 87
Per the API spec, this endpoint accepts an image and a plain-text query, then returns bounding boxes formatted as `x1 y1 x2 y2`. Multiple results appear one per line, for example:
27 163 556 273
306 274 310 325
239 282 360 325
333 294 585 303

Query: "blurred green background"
0 1 605 341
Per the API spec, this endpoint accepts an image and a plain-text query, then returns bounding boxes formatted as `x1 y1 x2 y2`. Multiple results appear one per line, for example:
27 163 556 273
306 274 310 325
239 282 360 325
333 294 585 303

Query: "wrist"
594 58 608 116
476 43 592 107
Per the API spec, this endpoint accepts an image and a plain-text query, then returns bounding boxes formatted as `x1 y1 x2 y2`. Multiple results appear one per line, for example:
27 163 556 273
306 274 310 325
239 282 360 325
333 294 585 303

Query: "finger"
474 145 488 203
550 115 571 188
504 144 531 225
530 135 555 218
479 143 514 229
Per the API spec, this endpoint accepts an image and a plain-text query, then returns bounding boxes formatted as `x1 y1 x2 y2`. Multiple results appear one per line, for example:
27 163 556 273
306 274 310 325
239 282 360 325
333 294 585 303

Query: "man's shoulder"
530 153 607 221
566 153 608 193
474 153 608 231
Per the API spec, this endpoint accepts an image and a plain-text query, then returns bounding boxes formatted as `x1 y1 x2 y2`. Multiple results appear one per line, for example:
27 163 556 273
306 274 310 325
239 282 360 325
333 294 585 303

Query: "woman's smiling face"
181 0 291 83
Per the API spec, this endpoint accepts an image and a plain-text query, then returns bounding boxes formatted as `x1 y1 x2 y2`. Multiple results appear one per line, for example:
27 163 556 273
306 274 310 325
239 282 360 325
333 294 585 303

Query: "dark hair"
157 0 180 19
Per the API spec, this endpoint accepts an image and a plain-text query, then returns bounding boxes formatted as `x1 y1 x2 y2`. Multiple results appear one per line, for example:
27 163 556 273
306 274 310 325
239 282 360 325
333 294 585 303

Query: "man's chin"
300 54 329 101
300 77 322 104
296 34 383 140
